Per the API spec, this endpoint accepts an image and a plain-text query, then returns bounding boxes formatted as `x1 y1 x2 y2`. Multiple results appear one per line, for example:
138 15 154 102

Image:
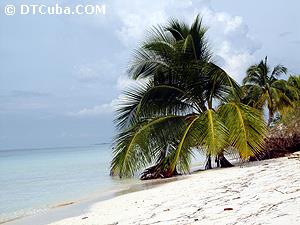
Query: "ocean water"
0 145 138 223
0 145 209 224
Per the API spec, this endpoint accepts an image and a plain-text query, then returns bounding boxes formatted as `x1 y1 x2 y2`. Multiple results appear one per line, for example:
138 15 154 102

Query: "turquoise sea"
0 145 207 224
0 145 141 223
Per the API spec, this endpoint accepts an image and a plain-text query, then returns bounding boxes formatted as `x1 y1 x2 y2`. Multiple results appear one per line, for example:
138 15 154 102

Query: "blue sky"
1 0 299 149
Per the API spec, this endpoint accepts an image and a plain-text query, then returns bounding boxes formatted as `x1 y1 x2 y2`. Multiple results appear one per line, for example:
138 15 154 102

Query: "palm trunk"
215 154 220 167
205 154 212 170
140 146 180 180
140 163 179 180
268 111 274 126
217 152 234 168
267 85 274 127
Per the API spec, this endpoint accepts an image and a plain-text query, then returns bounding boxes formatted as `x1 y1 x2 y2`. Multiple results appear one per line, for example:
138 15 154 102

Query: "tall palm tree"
110 16 267 179
242 57 295 126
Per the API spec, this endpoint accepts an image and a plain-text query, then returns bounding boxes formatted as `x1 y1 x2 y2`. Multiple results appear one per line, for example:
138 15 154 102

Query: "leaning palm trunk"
140 145 180 180
140 162 179 180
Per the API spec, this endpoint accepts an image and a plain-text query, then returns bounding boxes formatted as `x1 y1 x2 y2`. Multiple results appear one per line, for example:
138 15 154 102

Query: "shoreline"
3 154 208 225
48 156 300 225
4 174 187 225
6 155 300 225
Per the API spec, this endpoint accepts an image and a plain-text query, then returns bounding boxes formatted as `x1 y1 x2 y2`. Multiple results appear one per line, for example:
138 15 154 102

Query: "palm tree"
288 75 300 92
110 16 267 179
242 57 296 126
282 75 300 125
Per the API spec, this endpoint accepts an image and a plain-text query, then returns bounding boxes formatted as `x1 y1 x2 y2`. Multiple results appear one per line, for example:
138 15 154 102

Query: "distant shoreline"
0 143 112 152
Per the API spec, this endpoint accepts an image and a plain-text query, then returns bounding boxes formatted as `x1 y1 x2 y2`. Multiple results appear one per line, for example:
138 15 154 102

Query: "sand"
48 154 300 225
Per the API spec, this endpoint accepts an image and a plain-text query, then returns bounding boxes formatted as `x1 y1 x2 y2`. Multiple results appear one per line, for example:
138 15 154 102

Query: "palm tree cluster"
110 16 299 179
258 74 300 159
242 57 299 126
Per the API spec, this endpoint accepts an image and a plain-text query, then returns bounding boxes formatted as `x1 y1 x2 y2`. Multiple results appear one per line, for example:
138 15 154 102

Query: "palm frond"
182 34 197 59
189 15 210 61
198 109 229 155
241 85 267 109
244 59 270 86
271 65 287 79
271 87 294 115
219 102 267 158
288 75 300 90
204 62 242 103
165 18 189 41
272 79 299 101
169 115 199 173
111 115 186 177
169 109 228 173
129 48 169 80
146 25 175 45
115 82 193 129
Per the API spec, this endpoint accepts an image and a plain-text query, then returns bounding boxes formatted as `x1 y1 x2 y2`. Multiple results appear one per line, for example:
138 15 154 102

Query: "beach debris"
52 201 75 208
82 216 88 220
224 208 233 211
274 188 285 194
151 213 156 218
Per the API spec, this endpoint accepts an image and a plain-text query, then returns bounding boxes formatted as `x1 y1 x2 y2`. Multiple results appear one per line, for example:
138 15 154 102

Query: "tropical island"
24 15 300 225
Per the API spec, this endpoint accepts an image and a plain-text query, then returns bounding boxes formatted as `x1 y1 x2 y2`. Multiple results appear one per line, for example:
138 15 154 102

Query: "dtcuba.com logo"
4 3 106 16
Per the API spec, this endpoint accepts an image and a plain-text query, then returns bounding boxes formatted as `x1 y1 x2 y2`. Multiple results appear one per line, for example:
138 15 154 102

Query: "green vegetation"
242 57 298 126
110 16 299 179
256 75 300 159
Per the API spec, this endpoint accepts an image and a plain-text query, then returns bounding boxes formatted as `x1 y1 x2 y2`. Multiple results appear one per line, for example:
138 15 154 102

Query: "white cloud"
9 90 51 98
198 7 261 81
69 74 141 117
111 0 261 82
116 75 136 90
112 0 170 48
75 59 119 83
68 99 118 117
76 65 99 82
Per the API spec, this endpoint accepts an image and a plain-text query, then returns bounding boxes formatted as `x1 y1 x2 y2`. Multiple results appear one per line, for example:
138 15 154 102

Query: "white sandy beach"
49 155 300 225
